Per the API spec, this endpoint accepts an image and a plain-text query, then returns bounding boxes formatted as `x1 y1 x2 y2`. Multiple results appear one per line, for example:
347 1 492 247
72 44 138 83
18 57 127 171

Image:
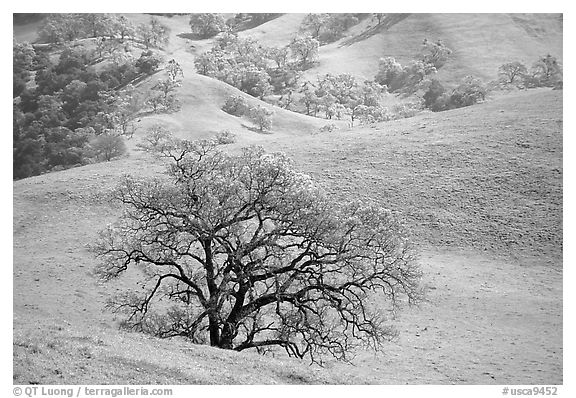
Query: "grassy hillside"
14 316 352 384
13 13 562 385
13 88 562 384
260 89 563 265
304 13 562 83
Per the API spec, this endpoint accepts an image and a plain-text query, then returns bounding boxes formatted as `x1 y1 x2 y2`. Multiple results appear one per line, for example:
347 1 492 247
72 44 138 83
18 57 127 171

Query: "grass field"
13 13 563 385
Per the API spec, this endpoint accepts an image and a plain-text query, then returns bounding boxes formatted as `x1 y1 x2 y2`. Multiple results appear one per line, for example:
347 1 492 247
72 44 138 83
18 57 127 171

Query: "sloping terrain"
14 316 354 384
305 13 562 83
261 89 563 265
13 89 562 384
13 13 562 385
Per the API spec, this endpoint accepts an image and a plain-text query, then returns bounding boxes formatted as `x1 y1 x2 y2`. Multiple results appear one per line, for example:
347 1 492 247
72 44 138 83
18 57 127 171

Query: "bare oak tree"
94 137 421 363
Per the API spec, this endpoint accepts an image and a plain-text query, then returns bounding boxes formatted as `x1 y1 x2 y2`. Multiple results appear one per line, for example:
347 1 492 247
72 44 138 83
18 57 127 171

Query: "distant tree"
289 35 319 67
423 79 447 111
213 129 237 145
373 13 386 25
38 14 84 43
421 39 452 69
400 60 437 94
137 124 175 152
449 76 487 108
137 17 170 49
321 14 358 42
135 50 162 75
13 41 36 97
299 13 331 40
194 51 220 76
189 13 227 39
112 15 136 42
374 57 404 91
298 82 320 116
89 133 127 161
299 14 357 44
94 139 421 363
238 67 273 99
82 14 115 38
105 85 141 138
222 95 251 116
529 55 562 87
166 59 184 82
248 105 274 131
267 46 290 69
498 61 528 86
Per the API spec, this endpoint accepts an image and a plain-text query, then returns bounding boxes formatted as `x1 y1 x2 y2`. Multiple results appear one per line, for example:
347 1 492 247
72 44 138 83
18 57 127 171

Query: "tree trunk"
208 314 220 346
219 323 235 349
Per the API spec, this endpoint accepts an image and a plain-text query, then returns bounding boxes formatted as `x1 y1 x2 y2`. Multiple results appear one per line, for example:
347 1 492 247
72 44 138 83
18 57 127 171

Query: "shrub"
89 134 127 161
222 95 250 116
248 105 274 131
135 50 162 75
450 76 487 108
319 123 338 133
214 129 237 145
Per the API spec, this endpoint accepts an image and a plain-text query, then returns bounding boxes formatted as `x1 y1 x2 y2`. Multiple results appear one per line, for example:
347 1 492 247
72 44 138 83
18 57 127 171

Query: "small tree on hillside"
299 13 331 40
450 75 487 107
189 13 227 39
248 105 274 131
135 50 162 75
94 138 422 363
421 39 452 70
89 133 127 161
137 17 170 49
529 54 562 87
373 13 386 25
498 61 528 86
289 35 319 68
374 57 404 92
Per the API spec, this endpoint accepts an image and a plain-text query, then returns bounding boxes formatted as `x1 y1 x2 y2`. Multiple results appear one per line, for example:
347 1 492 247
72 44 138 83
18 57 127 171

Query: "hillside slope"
13 88 562 384
13 13 562 385
260 89 563 265
302 13 562 83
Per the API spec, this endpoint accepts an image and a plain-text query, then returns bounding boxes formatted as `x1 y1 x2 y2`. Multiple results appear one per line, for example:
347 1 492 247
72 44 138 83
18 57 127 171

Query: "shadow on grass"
177 32 214 41
241 123 273 135
340 14 411 47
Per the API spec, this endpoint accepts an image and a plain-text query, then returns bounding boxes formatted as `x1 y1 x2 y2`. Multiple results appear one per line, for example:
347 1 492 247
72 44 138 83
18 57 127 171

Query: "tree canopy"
94 138 422 363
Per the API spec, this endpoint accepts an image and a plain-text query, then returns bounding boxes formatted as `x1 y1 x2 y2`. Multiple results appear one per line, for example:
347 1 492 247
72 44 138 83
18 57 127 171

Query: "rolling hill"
12 13 563 385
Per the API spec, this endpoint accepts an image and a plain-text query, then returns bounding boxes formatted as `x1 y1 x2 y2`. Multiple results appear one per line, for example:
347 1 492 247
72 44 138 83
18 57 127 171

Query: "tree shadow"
339 14 411 47
177 32 208 41
241 123 273 135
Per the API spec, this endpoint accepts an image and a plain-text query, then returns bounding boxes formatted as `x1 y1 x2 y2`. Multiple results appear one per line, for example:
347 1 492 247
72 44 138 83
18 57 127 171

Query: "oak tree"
94 138 422 363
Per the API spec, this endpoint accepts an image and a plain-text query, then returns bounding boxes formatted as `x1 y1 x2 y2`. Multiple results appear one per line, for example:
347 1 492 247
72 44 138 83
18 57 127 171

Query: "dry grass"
13 13 562 385
13 317 352 384
261 89 562 266
304 14 562 84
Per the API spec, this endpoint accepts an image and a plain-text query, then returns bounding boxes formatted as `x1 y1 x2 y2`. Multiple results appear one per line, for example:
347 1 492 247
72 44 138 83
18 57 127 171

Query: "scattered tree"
374 57 404 92
450 75 487 108
94 139 421 363
222 95 251 116
89 133 127 161
289 35 319 68
189 13 227 39
137 17 170 49
498 61 528 85
421 39 452 69
529 54 562 87
373 13 386 25
135 50 162 75
213 129 237 145
248 105 274 131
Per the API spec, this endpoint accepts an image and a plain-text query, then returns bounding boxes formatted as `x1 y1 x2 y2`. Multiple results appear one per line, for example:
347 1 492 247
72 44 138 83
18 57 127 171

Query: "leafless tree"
94 137 422 363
